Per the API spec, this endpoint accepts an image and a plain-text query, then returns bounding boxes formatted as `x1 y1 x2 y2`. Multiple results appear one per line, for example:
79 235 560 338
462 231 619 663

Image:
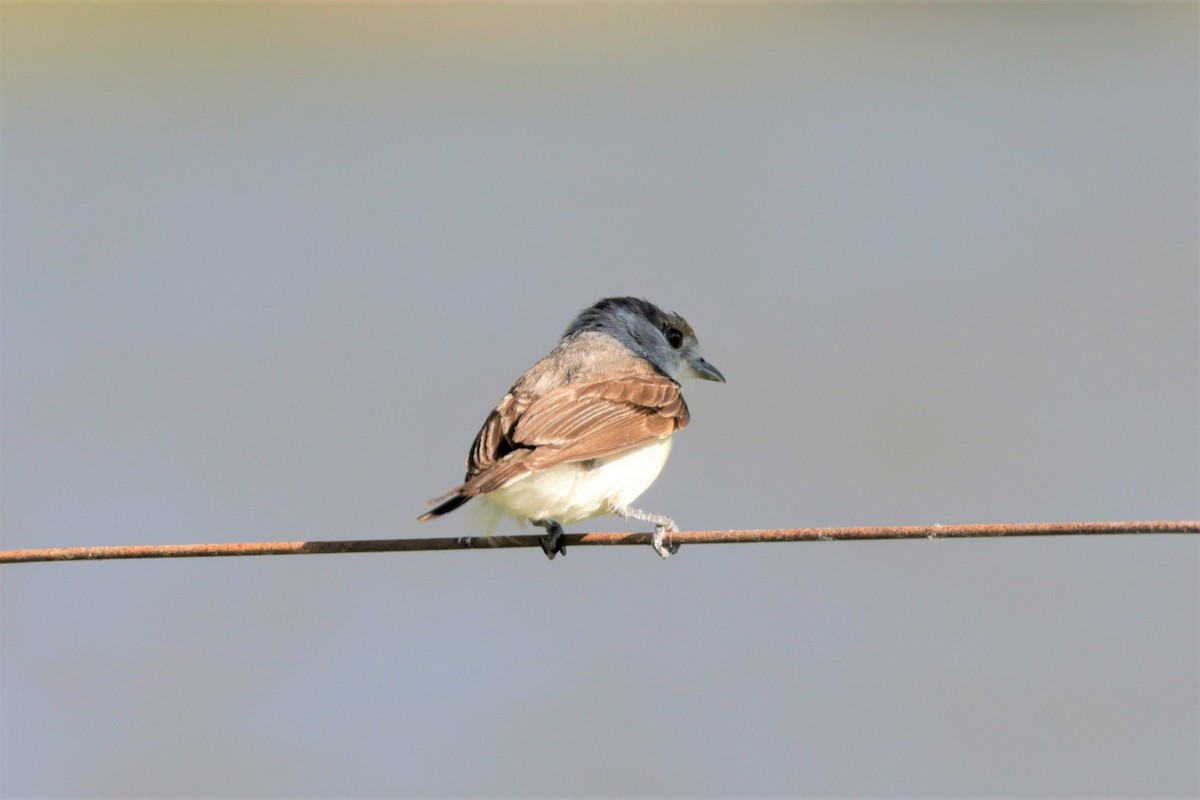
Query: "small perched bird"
418 296 725 559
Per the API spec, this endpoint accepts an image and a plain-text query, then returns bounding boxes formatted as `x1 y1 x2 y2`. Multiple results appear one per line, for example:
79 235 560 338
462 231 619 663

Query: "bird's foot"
651 523 680 559
533 519 567 560
611 504 680 559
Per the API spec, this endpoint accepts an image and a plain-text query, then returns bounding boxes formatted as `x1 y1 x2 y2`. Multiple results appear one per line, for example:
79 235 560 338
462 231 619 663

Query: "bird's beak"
692 357 726 383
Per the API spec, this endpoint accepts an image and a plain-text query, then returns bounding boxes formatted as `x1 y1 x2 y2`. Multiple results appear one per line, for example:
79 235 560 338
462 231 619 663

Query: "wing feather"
460 371 689 497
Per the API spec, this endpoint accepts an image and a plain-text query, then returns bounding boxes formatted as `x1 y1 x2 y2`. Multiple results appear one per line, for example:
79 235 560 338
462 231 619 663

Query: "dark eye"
665 327 684 349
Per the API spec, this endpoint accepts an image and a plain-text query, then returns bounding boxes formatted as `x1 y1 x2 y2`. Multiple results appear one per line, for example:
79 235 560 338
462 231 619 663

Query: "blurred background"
2 3 1196 797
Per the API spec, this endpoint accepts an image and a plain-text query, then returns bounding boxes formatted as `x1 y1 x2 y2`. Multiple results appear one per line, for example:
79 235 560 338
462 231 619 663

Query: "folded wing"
461 371 690 497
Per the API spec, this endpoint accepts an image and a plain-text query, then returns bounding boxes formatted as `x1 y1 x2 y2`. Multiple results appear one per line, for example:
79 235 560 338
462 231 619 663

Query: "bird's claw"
651 524 680 559
539 534 566 560
536 522 567 560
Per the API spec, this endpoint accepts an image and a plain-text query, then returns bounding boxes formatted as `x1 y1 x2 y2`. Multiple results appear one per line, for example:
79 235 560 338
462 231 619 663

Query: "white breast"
482 437 674 525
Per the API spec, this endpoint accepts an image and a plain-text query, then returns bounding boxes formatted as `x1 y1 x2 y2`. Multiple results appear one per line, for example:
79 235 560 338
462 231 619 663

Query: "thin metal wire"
0 521 1196 564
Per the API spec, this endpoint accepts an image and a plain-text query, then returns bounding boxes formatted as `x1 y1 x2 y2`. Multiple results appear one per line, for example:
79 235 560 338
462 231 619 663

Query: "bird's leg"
610 504 680 559
532 519 566 560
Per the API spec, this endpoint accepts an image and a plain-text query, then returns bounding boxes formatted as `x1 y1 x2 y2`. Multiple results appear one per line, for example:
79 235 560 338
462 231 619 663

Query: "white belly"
482 437 674 524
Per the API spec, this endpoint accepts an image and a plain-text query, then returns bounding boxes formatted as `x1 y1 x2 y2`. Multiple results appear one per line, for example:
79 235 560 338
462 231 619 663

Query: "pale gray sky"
3 3 1197 796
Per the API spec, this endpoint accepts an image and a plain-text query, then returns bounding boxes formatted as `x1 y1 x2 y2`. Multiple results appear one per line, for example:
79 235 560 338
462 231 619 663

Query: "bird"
418 296 725 559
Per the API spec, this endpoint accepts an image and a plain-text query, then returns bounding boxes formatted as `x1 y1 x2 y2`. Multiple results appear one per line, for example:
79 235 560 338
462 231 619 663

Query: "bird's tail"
417 490 470 521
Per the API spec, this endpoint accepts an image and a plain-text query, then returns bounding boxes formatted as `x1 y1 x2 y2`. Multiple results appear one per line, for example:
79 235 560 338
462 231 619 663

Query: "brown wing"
460 372 689 497
465 391 531 478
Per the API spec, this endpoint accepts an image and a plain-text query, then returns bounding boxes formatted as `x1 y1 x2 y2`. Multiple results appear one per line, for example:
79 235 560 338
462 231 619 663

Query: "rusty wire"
0 520 1196 564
